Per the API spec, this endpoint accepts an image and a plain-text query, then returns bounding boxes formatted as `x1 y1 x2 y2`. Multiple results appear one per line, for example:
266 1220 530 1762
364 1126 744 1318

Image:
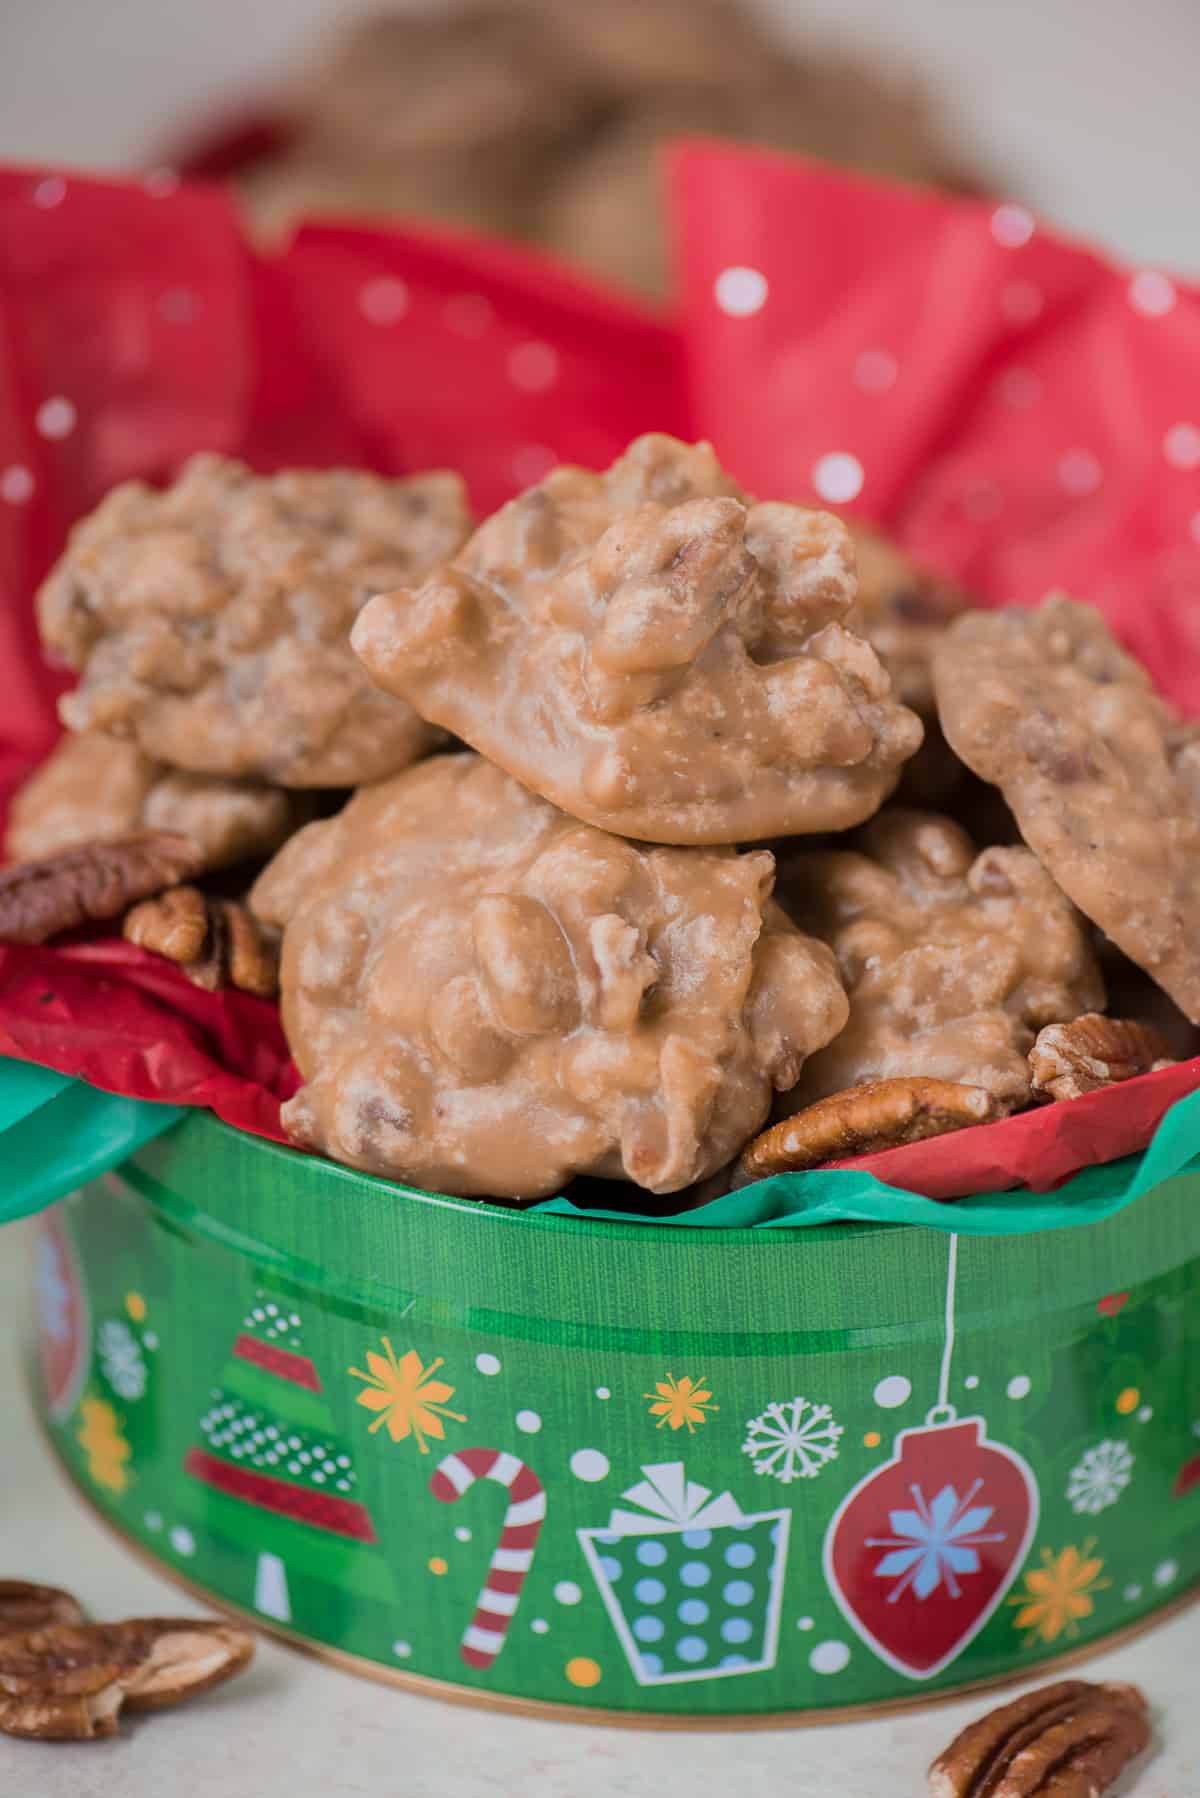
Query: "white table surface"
0 1218 1195 1796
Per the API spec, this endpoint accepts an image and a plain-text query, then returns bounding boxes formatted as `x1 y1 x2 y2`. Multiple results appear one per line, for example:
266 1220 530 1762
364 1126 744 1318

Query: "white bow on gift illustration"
605 1464 748 1536
578 1461 791 1687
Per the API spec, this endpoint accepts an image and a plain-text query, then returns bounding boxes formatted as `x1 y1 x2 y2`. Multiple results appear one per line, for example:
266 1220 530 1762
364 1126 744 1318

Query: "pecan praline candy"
353 435 923 846
252 752 849 1199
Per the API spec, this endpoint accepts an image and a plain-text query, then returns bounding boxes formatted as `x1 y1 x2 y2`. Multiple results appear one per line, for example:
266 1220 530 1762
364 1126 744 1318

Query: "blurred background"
0 0 1196 291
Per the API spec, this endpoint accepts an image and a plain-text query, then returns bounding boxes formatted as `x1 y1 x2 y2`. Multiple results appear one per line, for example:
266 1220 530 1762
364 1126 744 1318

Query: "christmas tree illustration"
183 1292 390 1625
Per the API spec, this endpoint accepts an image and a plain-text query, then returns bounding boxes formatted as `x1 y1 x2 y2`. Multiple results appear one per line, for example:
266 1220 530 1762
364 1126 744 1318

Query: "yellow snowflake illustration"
349 1338 466 1452
644 1373 718 1434
1009 1541 1110 1645
77 1395 132 1494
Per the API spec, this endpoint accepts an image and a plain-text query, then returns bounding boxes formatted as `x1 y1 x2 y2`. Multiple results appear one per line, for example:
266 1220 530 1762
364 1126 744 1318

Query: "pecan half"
737 1076 997 1180
929 1677 1151 1797
124 886 279 996
0 1582 86 1636
0 1617 254 1741
0 833 206 945
1029 1013 1175 1102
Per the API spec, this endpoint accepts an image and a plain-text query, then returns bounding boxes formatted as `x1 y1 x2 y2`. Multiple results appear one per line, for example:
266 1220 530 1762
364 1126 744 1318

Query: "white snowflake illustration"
98 1319 147 1402
1066 1440 1134 1515
741 1396 843 1483
868 1480 1005 1601
35 1238 71 1343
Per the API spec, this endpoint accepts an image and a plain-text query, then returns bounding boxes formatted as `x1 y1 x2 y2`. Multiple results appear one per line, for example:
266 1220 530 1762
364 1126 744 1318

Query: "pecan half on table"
0 833 206 945
0 1617 254 1741
1029 1013 1176 1102
737 1076 998 1181
0 1582 86 1635
929 1677 1151 1797
124 886 279 995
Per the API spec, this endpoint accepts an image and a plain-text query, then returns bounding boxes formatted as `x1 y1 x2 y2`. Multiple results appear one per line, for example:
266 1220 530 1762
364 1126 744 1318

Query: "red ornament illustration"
824 1415 1039 1679
430 1447 546 1669
35 1209 90 1421
823 1237 1039 1680
1096 1292 1129 1319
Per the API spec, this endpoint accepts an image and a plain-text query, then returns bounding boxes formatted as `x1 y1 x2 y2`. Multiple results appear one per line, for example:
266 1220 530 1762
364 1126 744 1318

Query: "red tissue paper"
0 143 1197 1193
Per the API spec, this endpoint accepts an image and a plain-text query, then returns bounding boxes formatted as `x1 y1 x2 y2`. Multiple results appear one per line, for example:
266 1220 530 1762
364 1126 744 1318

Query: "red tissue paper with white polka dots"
0 165 682 790
672 141 1200 716
0 151 1197 1197
0 163 680 1144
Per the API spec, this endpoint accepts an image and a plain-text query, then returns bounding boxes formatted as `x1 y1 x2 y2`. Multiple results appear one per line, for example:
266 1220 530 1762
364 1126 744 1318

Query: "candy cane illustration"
429 1447 546 1669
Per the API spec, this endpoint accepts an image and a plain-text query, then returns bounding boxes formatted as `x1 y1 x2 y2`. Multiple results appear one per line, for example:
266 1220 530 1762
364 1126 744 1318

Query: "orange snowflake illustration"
349 1339 466 1452
1009 1540 1110 1645
644 1373 718 1434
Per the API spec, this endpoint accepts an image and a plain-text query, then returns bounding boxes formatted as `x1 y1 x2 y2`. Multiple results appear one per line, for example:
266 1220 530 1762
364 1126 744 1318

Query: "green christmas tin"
28 1106 1200 1721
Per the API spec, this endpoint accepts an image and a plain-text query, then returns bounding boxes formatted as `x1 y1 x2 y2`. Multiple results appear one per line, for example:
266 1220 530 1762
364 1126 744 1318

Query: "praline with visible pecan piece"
933 596 1200 1022
37 455 471 787
5 730 314 872
776 809 1104 1115
353 435 923 845
252 752 849 1198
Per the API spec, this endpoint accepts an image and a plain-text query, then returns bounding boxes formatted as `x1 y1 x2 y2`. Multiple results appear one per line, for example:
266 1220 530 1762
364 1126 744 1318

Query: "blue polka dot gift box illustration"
577 1461 790 1685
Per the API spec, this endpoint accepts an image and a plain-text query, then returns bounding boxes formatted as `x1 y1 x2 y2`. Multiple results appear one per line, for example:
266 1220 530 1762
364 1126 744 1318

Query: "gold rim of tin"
41 1408 1198 1732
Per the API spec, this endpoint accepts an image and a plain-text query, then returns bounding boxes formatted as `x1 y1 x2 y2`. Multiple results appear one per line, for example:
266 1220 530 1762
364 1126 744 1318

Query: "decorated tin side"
29 1112 1200 1720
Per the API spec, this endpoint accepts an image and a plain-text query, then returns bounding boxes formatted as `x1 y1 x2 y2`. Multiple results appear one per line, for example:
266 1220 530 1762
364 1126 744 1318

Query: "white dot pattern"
853 349 897 393
1 466 34 505
1128 271 1176 318
1057 449 1103 496
809 1639 851 1675
714 266 768 317
200 1388 356 1492
990 204 1035 248
360 278 409 325
36 396 76 440
569 1448 610 1482
507 342 559 393
812 451 864 504
1164 422 1200 469
243 1304 304 1346
32 176 66 209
